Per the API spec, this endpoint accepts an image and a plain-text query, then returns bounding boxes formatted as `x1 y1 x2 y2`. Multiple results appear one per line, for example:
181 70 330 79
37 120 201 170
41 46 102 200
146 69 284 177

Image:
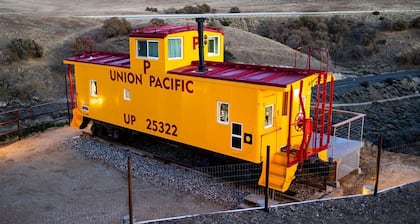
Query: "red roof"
64 51 130 68
129 24 223 38
169 61 323 87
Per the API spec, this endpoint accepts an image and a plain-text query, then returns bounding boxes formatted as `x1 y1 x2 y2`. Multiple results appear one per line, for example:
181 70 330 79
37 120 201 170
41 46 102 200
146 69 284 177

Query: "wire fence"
0 102 419 223
1 140 418 224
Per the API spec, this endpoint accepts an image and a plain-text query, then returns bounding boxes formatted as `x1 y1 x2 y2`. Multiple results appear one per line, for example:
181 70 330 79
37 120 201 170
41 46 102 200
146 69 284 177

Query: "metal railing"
329 108 366 150
0 101 70 143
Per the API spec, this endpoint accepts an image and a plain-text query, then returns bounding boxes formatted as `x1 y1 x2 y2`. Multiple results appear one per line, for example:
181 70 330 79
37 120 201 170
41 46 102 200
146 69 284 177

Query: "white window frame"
217 101 229 125
124 88 131 101
207 36 220 56
90 80 98 97
137 40 159 59
264 104 274 128
231 122 243 150
168 37 183 59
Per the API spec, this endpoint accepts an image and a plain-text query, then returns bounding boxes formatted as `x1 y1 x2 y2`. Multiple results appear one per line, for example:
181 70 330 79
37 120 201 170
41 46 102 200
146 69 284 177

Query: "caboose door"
260 93 278 155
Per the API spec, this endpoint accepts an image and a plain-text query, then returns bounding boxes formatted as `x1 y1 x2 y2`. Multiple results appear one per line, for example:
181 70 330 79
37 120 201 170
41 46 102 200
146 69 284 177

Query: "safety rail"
326 108 366 156
0 101 70 143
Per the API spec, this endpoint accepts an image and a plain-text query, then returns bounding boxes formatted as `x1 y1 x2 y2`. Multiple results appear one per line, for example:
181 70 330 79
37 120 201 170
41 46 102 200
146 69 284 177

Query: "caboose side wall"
68 58 318 164
68 61 261 162
128 30 224 75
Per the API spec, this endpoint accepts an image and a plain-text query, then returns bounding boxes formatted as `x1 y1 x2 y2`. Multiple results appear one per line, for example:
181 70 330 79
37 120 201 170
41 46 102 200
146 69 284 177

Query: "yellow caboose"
64 19 334 192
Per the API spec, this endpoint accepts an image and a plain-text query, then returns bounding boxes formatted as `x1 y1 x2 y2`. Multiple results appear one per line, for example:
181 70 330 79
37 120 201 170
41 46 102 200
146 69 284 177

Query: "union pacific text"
110 70 142 85
149 75 193 93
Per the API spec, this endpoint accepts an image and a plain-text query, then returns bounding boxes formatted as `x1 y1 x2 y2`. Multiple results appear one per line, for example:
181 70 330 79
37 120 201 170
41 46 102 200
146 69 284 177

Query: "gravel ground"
67 133 420 224
66 135 248 208
152 181 420 224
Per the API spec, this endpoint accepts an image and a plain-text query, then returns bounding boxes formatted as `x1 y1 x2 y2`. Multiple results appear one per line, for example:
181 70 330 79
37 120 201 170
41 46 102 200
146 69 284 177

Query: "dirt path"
0 127 226 223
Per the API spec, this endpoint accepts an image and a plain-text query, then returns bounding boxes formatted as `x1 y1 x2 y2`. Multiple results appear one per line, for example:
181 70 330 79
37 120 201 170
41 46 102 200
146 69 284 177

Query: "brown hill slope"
223 26 327 70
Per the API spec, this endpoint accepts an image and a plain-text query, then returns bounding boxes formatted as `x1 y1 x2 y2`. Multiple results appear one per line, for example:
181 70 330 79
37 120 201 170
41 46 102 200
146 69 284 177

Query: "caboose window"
264 104 274 128
137 40 159 58
217 101 229 124
124 88 131 101
282 92 289 116
90 80 97 97
231 122 242 150
208 36 219 55
168 38 182 59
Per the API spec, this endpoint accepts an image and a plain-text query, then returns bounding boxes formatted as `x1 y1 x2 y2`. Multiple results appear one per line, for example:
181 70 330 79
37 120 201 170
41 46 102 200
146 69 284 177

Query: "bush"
180 4 211 14
229 7 240 13
197 4 211 13
379 18 393 31
219 18 232 26
149 18 166 26
163 7 176 14
398 50 420 65
224 50 235 62
206 20 222 29
5 38 43 62
145 7 158 13
360 81 369 88
350 45 365 59
410 16 420 28
102 17 132 38
385 78 394 85
392 19 409 31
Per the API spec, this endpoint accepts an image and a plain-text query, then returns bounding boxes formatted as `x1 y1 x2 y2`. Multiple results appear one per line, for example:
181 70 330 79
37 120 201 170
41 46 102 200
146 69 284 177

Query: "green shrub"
224 50 235 62
392 19 409 31
197 4 211 13
398 50 420 65
360 81 369 88
5 38 43 62
379 18 393 31
229 7 240 13
149 18 166 26
145 7 158 13
163 8 176 14
180 4 211 14
410 16 420 28
219 18 232 26
102 17 132 38
206 20 222 29
384 78 394 85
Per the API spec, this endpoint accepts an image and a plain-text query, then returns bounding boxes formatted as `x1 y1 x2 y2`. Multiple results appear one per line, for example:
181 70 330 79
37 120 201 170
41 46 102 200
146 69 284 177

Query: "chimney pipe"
196 17 207 72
